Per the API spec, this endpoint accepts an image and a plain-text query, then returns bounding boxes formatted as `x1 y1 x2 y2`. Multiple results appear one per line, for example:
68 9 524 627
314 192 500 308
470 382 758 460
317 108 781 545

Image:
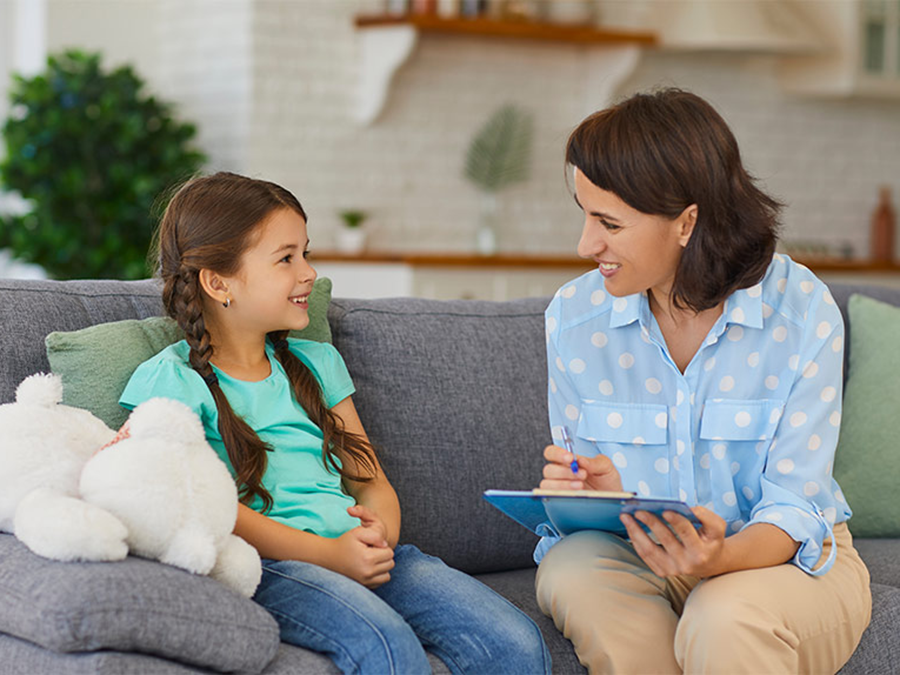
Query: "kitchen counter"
308 251 900 300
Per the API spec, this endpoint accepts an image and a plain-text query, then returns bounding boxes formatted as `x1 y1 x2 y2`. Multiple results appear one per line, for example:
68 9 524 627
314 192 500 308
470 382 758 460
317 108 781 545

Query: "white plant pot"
476 192 499 256
336 227 367 255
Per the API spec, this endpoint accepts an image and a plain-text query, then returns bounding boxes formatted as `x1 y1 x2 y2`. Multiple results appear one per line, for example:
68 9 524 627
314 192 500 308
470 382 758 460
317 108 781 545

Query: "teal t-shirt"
119 338 360 538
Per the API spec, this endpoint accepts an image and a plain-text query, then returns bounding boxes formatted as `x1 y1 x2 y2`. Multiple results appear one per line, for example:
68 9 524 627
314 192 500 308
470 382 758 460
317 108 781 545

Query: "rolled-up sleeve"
748 291 846 574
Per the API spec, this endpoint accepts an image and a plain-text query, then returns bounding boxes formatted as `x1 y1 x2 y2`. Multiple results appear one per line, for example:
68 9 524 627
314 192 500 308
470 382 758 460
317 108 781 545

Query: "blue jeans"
253 545 551 675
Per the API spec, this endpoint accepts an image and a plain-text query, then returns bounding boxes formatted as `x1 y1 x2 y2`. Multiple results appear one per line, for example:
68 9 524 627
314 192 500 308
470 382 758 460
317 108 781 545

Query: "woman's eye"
600 220 620 231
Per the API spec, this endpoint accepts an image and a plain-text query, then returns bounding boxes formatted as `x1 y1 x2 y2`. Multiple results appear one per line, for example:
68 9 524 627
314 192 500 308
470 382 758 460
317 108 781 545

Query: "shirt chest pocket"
576 402 668 446
699 398 784 441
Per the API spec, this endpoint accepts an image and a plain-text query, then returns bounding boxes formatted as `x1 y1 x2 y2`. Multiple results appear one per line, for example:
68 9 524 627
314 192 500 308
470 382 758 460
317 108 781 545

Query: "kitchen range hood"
648 0 824 54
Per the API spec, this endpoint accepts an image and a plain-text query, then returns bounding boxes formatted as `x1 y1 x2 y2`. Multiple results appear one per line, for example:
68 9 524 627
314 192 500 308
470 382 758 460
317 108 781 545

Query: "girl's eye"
280 254 293 263
302 250 310 259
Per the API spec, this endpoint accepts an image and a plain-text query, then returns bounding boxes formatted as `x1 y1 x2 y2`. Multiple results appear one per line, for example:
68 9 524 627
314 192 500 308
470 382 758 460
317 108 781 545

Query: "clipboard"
483 488 701 537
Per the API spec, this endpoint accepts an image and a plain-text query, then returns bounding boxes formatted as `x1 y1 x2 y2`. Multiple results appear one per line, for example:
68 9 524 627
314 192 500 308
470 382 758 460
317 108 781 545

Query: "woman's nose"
577 222 606 259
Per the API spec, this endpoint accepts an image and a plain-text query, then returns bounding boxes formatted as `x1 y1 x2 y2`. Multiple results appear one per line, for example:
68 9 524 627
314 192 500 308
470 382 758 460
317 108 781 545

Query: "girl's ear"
677 204 698 248
198 268 230 306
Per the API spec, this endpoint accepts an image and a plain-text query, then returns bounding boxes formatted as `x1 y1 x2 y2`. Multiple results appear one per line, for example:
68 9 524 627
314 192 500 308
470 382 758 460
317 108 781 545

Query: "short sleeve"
119 346 214 424
289 340 355 409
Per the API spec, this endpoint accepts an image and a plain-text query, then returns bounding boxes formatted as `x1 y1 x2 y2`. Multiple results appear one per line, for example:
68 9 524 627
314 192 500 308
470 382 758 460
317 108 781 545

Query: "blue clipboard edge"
483 489 701 537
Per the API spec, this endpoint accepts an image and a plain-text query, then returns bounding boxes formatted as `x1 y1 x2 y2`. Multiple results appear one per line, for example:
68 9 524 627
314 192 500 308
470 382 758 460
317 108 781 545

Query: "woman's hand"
326 524 395 589
620 506 728 578
540 444 624 493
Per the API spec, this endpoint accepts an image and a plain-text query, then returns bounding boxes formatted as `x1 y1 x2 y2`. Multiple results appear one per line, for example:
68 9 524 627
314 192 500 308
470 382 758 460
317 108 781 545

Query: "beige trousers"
535 523 871 675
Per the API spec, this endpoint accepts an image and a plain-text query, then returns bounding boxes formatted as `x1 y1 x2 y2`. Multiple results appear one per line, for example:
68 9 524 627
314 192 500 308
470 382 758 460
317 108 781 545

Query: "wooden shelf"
792 257 900 273
355 14 657 46
310 250 595 270
311 251 900 274
352 14 655 124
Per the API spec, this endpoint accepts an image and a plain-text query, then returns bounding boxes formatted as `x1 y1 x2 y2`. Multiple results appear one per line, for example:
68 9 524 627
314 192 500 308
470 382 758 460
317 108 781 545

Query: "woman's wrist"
706 524 798 577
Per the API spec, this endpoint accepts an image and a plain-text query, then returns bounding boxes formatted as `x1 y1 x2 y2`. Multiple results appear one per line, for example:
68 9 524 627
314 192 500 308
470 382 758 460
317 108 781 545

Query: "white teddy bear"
0 373 262 598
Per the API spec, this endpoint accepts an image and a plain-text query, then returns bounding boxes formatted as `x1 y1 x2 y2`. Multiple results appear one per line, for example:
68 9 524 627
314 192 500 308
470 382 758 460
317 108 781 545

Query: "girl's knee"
441 613 550 675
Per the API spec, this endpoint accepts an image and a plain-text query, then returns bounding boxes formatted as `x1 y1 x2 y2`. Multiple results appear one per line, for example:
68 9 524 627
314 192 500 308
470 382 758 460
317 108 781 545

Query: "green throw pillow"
833 293 900 538
45 277 333 430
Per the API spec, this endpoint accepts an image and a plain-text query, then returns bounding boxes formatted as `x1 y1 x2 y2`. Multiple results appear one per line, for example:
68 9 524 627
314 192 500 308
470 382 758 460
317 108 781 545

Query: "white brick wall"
241 1 900 260
157 0 254 172
6 1 900 259
624 52 900 260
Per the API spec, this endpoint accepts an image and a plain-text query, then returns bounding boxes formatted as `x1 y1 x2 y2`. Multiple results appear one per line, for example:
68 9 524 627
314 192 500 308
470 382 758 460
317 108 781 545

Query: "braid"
269 330 377 482
165 265 275 512
154 172 337 513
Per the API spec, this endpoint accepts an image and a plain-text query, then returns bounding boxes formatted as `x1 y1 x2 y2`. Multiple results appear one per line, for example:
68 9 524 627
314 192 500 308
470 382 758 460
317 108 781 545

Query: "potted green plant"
0 50 205 279
464 103 533 255
337 209 369 254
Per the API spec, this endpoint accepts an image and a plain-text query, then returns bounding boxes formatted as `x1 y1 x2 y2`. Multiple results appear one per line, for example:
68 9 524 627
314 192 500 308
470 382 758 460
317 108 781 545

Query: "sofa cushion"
44 278 333 429
0 534 279 673
836 583 900 675
854 538 900 588
328 297 551 575
0 632 209 674
833 294 900 538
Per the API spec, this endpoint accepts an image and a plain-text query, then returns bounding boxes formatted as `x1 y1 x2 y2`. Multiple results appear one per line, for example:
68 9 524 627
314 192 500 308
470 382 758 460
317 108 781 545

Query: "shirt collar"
722 282 764 329
608 291 645 329
607 284 764 331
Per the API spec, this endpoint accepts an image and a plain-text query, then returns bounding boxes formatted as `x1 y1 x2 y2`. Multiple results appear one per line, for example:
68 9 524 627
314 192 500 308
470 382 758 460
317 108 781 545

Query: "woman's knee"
536 531 636 610
675 580 793 671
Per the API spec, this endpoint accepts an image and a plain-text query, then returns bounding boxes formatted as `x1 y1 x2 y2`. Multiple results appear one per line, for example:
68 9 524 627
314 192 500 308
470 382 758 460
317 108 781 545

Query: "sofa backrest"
0 279 164 404
1 277 899 574
328 297 551 574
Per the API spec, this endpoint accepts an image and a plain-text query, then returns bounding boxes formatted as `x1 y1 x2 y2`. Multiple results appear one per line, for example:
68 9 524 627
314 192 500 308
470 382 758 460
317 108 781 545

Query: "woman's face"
573 168 695 301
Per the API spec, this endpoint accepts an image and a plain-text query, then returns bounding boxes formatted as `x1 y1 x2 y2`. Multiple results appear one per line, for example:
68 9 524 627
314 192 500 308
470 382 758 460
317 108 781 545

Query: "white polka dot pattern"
542 256 849 574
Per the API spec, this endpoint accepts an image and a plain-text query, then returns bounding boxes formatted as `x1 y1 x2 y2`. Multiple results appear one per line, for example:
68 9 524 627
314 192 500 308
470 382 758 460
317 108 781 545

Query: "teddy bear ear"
127 397 206 443
15 373 64 407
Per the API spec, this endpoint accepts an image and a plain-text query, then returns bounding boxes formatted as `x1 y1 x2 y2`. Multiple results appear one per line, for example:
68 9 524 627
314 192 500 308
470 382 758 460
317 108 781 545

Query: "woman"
536 89 871 674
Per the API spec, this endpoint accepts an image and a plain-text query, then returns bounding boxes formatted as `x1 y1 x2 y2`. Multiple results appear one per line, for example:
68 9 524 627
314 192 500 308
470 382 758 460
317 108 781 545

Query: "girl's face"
573 168 694 301
224 208 317 335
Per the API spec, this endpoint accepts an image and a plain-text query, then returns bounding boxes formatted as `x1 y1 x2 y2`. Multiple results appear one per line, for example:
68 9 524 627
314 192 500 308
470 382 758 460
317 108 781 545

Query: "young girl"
119 172 551 675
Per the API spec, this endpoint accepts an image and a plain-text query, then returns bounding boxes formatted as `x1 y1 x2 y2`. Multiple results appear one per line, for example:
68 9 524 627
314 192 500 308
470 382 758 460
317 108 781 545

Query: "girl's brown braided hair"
154 172 376 512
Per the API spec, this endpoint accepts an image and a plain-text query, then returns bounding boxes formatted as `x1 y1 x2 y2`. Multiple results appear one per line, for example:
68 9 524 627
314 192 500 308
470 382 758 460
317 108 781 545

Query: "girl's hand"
347 504 390 546
620 506 728 578
327 525 395 589
540 444 624 493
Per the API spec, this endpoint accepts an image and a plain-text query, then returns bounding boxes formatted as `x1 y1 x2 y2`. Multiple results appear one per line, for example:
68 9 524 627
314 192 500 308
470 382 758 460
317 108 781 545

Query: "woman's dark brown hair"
154 172 376 512
566 88 782 312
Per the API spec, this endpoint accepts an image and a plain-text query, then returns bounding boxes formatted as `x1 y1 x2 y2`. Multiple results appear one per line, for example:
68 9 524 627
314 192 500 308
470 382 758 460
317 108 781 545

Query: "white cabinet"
781 0 900 97
312 254 588 300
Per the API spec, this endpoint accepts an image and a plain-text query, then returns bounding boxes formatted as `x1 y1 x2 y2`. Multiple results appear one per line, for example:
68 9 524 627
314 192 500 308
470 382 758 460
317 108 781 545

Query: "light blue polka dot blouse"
535 254 851 576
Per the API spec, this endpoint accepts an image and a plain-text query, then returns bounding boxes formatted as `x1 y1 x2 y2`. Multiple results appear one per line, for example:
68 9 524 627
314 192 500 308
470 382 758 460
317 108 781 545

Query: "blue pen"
561 426 579 475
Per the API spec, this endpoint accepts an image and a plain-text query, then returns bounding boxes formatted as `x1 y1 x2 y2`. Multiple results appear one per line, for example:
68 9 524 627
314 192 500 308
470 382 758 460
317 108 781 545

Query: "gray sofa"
0 277 898 674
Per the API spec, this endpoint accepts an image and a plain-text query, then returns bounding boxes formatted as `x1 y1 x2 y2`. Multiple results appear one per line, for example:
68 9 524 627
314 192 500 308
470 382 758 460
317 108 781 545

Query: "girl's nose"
300 259 317 283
